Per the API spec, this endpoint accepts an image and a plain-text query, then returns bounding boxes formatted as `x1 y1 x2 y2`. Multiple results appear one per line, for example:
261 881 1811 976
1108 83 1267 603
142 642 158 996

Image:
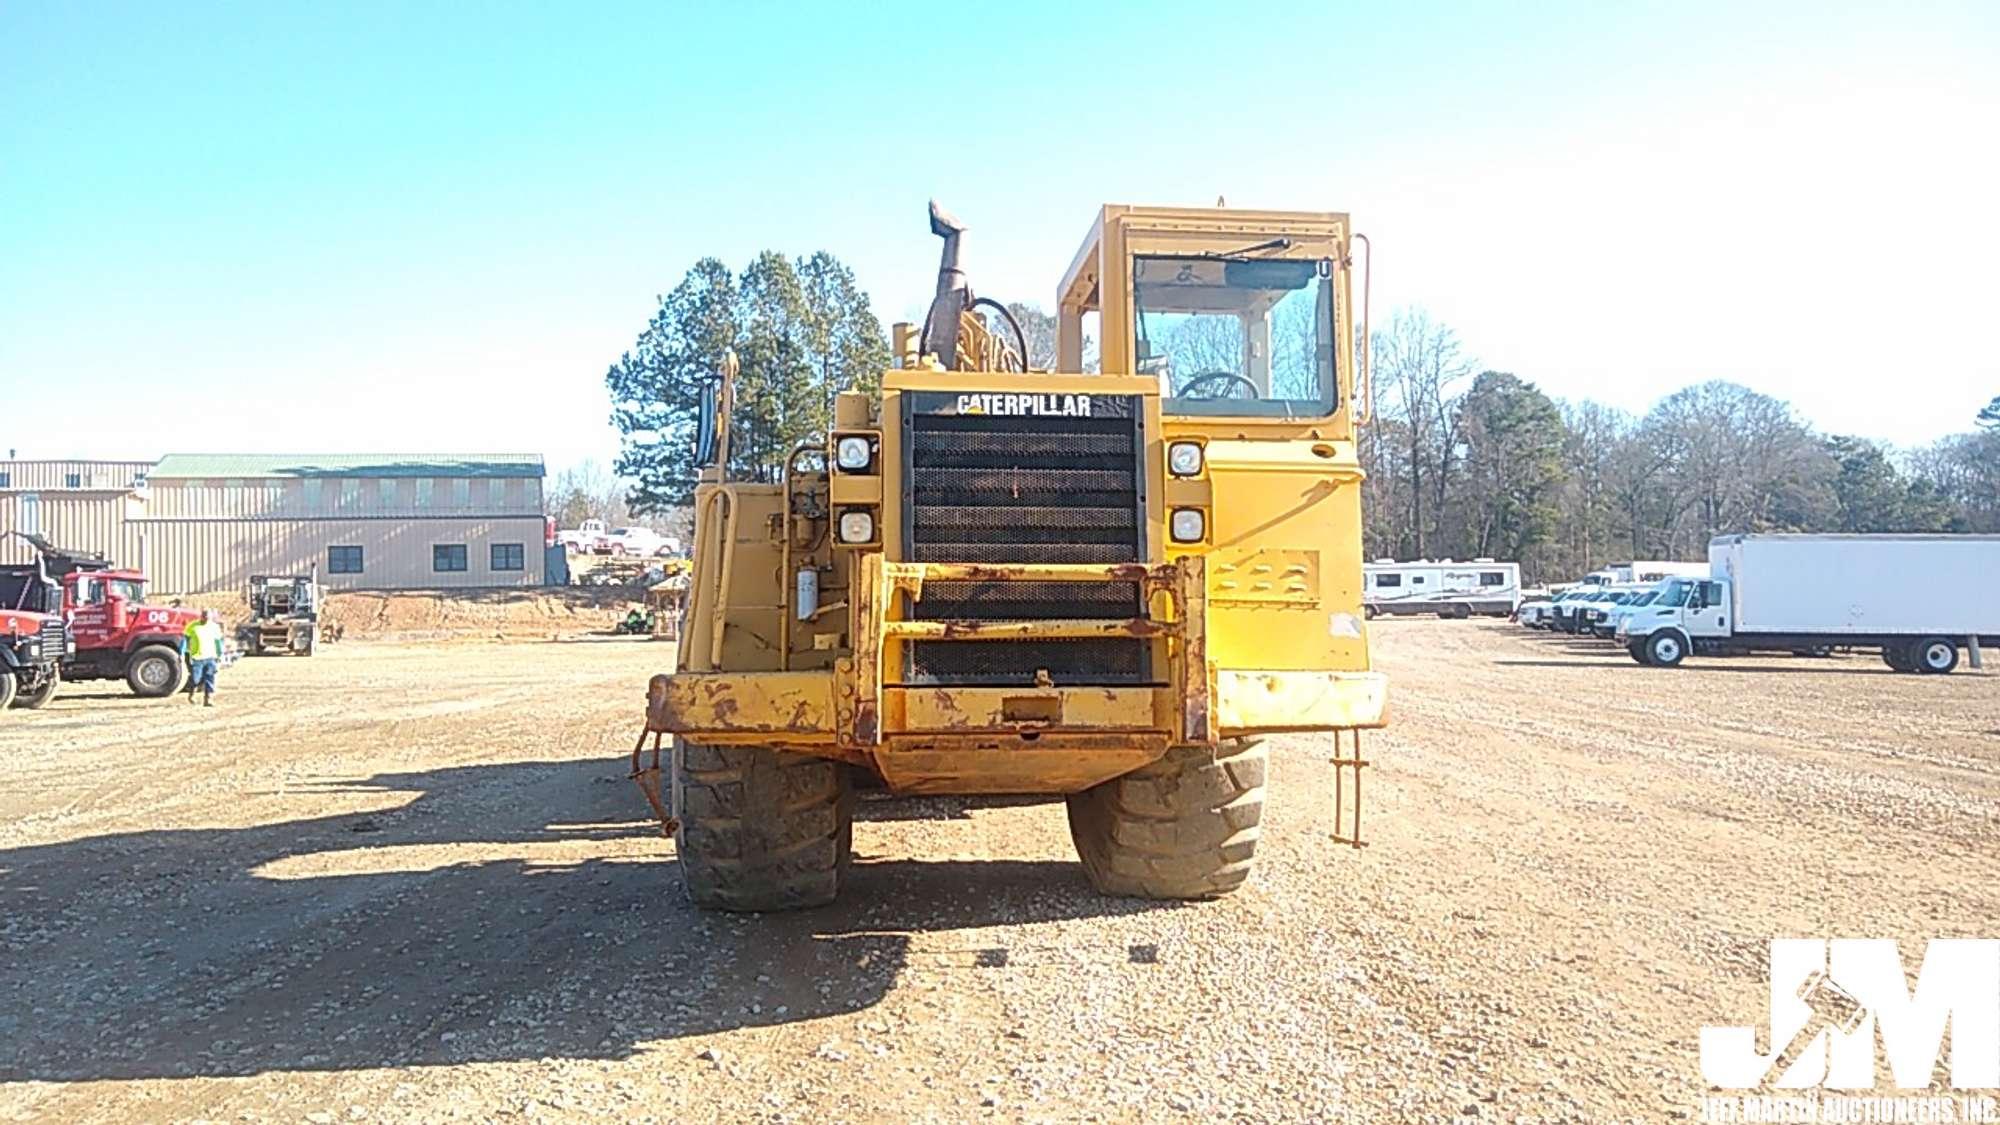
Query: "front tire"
671 741 852 911
1645 630 1687 668
125 644 188 698
1627 639 1652 665
1066 739 1266 900
15 665 59 709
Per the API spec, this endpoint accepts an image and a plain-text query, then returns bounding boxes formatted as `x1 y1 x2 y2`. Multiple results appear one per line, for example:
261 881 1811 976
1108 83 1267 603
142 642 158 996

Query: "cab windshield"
1134 254 1337 418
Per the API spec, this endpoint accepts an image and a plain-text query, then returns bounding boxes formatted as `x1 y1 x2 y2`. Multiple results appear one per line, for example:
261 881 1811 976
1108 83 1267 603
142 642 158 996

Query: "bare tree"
1370 309 1473 557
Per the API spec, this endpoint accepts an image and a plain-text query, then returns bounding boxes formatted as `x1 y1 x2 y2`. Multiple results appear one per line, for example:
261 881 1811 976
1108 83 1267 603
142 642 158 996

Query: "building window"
433 544 468 573
65 473 82 488
1480 572 1507 587
490 543 525 571
303 478 323 508
451 478 471 507
340 479 360 509
0 472 10 488
328 545 365 574
489 478 507 508
379 478 397 507
1375 574 1402 588
415 479 434 508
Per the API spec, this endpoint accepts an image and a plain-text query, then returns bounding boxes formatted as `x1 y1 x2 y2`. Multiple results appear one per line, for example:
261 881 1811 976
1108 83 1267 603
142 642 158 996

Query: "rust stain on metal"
1179 555 1212 743
627 724 680 838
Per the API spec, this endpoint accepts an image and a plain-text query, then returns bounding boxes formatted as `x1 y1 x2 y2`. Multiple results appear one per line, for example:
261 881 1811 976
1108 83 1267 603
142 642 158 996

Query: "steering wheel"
1176 370 1262 400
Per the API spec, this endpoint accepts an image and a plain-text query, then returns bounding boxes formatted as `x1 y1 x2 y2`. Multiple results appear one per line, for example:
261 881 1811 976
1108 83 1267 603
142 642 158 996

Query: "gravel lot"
1 622 1995 1122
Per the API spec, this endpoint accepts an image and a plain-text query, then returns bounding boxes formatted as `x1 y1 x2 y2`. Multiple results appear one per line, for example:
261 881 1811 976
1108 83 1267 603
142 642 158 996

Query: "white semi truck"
1617 534 2000 673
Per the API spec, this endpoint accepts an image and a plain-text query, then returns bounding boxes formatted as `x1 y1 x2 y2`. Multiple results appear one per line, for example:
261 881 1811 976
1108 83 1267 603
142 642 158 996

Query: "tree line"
1362 310 2000 582
599 257 1995 579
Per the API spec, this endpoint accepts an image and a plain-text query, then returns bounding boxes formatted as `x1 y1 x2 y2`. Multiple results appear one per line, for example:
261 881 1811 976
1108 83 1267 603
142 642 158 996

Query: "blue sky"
3 1 1995 473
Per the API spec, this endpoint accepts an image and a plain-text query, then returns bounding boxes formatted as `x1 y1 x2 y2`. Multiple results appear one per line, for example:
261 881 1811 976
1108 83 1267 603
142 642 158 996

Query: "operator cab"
1058 205 1353 423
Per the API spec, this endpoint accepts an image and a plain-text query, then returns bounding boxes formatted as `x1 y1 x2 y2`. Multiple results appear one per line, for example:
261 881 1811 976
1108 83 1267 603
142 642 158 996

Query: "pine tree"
607 252 888 511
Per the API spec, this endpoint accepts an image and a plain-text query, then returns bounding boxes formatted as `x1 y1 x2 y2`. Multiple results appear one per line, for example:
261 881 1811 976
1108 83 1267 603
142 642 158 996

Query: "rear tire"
671 741 852 911
1911 637 1959 675
125 645 187 698
1066 739 1266 900
0 670 16 710
15 665 59 709
1882 645 1910 672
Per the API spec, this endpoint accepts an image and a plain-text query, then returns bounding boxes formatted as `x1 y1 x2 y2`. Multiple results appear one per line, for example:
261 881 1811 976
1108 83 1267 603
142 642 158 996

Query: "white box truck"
1616 534 2000 673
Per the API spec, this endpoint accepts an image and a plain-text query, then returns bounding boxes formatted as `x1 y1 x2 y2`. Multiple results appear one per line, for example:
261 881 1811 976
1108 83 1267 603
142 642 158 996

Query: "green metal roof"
149 454 544 480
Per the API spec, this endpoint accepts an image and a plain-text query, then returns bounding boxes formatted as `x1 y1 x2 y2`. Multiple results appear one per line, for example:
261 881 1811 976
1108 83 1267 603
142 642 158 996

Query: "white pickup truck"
557 519 610 554
1617 534 2000 673
603 527 682 558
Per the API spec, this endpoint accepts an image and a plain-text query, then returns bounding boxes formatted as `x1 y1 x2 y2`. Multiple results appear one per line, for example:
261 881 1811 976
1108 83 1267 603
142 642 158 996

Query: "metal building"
0 454 548 593
0 461 149 569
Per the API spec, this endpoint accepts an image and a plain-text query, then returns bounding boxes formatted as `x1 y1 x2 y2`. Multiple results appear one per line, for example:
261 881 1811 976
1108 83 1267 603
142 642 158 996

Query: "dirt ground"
1 621 1995 1122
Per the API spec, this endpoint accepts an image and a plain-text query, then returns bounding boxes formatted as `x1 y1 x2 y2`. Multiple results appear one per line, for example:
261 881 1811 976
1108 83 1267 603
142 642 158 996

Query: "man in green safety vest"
180 608 226 707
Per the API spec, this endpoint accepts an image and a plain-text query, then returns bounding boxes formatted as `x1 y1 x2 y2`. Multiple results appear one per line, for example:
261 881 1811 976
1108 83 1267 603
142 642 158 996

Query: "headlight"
835 435 873 472
1169 508 1205 543
837 509 875 544
1167 441 1203 477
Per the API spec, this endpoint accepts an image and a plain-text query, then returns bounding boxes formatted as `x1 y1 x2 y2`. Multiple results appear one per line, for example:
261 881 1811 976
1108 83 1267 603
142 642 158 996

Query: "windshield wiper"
1202 237 1292 260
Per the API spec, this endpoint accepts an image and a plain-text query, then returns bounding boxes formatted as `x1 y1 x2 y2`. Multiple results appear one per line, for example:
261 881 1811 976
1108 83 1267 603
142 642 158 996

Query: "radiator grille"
901 394 1148 687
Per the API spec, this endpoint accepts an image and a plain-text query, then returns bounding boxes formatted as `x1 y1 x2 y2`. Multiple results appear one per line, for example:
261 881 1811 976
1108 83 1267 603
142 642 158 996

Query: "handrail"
1351 232 1373 424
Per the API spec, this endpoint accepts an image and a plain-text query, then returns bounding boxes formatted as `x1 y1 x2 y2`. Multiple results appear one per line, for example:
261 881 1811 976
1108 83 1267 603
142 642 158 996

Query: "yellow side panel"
646 671 836 742
1214 670 1388 734
1192 439 1369 675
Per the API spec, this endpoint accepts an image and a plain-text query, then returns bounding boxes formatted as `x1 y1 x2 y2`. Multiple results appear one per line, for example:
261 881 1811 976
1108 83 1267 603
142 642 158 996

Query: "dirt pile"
176 587 644 641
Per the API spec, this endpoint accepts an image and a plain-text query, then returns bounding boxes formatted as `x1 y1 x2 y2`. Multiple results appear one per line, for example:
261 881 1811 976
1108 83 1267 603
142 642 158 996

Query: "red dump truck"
13 535 204 697
0 552 68 710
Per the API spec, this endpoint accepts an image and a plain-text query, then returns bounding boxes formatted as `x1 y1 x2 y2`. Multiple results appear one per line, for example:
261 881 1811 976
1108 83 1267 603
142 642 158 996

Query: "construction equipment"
0 546 69 711
8 533 203 698
637 203 1388 911
242 570 321 656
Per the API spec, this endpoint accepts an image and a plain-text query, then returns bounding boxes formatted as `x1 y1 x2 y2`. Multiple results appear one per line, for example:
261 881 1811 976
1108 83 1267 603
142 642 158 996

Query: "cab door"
66 574 115 650
1683 580 1732 638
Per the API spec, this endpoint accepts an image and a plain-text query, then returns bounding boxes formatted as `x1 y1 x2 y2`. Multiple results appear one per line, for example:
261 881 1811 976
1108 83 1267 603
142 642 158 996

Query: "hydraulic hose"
970 296 1030 372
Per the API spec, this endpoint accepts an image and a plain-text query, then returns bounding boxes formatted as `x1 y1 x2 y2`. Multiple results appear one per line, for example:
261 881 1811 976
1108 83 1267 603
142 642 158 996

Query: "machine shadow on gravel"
0 759 1171 1083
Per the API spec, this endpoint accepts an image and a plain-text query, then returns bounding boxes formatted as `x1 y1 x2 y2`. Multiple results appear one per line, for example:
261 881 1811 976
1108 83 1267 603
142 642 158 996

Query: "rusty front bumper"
644 555 1387 794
